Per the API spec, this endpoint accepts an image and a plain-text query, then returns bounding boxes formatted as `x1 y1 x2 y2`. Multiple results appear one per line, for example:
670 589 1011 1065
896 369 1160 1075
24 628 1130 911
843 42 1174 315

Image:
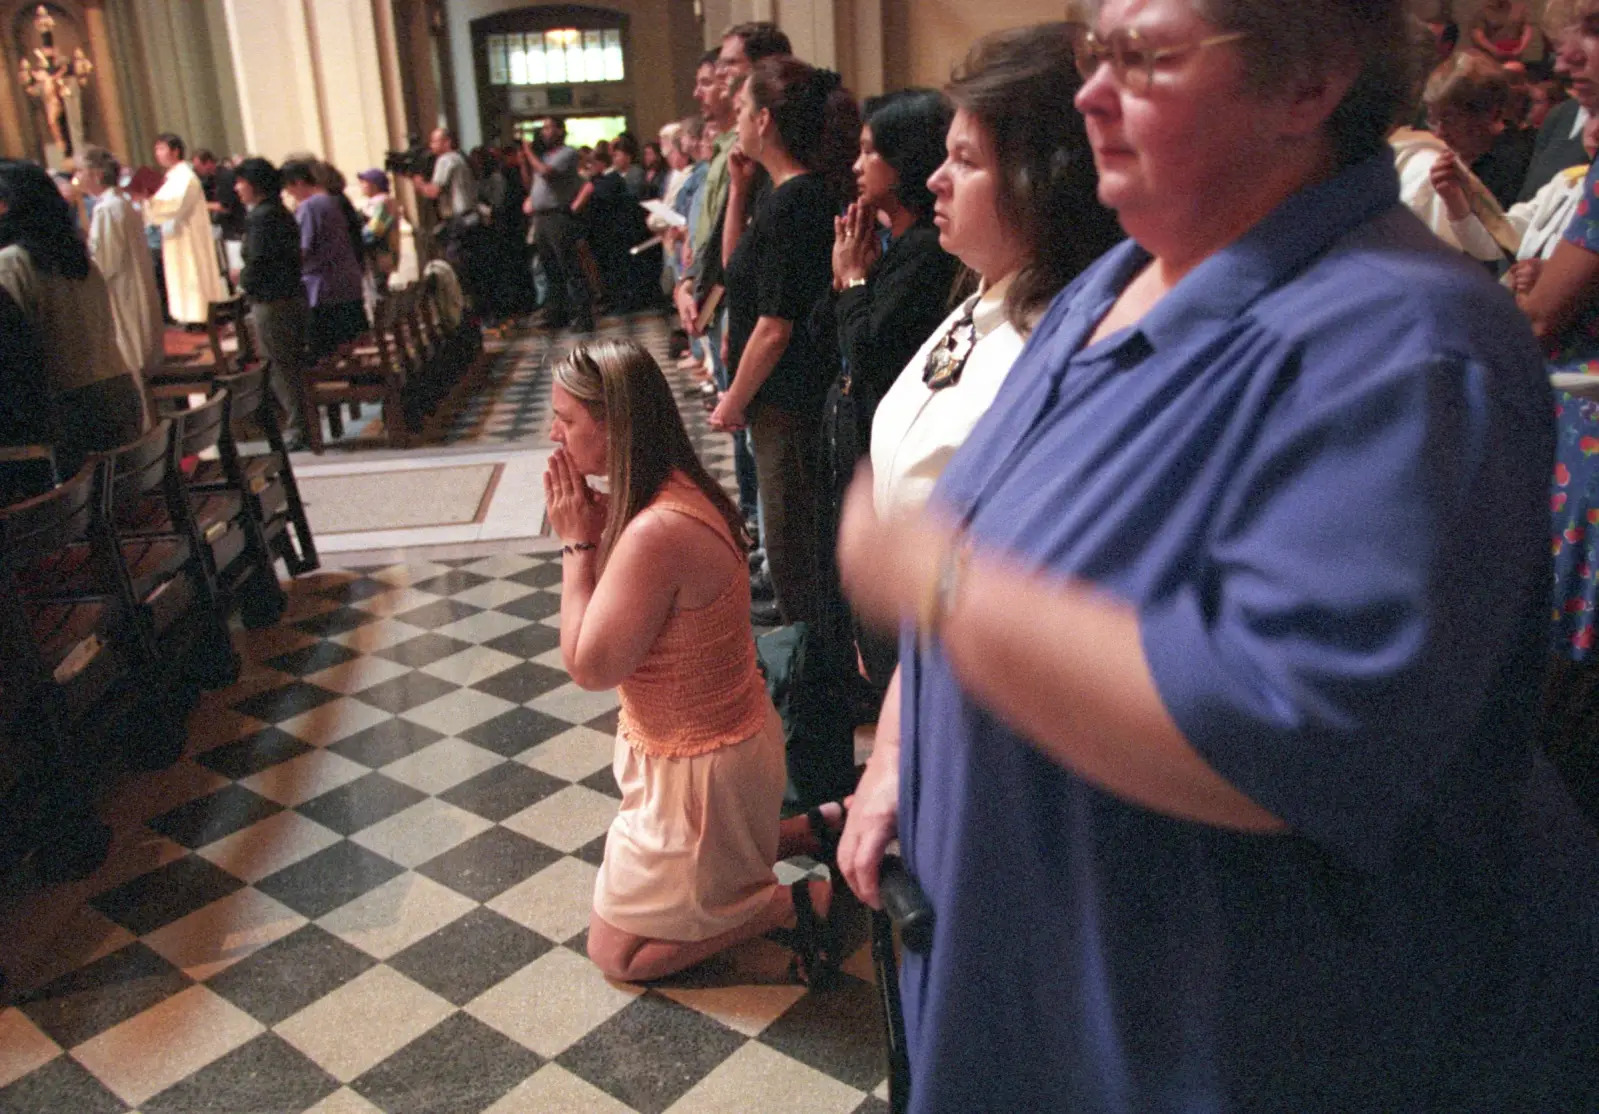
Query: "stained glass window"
487 34 509 85
487 25 623 85
603 30 624 81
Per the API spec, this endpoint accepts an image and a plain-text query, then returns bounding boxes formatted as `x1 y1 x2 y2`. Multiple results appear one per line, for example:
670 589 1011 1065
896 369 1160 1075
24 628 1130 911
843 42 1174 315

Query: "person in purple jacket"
281 159 367 359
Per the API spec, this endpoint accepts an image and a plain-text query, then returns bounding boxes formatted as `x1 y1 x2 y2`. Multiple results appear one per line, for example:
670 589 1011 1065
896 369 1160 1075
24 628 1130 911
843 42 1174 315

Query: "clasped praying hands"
832 199 883 290
542 448 607 548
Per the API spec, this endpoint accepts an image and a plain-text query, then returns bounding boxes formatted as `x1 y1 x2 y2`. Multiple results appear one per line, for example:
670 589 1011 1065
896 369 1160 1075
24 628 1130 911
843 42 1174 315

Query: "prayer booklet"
640 199 687 228
126 165 165 197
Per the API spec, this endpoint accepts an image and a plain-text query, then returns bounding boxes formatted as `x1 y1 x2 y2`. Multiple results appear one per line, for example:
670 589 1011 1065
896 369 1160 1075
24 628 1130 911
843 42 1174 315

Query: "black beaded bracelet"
562 542 598 555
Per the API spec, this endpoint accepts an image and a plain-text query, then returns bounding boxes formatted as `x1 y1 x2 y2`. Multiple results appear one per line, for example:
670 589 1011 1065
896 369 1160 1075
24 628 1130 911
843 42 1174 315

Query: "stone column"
0 23 25 159
219 0 327 160
82 0 132 160
306 0 391 175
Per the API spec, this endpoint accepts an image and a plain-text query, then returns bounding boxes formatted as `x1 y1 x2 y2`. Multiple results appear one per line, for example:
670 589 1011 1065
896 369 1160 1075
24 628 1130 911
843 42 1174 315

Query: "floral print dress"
1549 160 1599 658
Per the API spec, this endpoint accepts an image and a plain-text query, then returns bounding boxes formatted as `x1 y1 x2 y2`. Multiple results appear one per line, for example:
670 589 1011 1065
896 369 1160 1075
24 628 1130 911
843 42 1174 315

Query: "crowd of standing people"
535 6 1599 1113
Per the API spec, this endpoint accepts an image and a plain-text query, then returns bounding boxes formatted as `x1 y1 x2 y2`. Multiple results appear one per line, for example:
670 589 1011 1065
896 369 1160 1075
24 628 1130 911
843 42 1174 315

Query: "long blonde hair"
553 339 747 566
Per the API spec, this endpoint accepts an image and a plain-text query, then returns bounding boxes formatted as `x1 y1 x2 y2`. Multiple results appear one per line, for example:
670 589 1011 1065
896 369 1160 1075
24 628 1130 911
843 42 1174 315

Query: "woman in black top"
809 89 963 686
711 58 860 628
812 91 962 491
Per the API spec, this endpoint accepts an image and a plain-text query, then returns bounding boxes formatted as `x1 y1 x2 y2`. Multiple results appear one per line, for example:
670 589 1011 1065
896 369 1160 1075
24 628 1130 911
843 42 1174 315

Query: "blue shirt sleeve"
1562 159 1599 252
1140 349 1545 873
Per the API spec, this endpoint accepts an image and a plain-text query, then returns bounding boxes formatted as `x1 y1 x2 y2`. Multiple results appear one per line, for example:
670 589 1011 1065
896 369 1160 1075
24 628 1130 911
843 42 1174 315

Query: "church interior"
3 0 1594 1112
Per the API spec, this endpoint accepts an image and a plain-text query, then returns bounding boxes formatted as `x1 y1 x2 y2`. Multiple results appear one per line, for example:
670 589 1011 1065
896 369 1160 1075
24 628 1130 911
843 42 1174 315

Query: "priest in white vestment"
79 147 163 391
137 133 223 325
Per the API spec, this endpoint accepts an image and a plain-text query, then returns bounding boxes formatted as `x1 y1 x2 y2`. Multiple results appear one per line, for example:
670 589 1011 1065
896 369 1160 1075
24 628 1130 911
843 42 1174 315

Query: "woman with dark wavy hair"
0 159 143 474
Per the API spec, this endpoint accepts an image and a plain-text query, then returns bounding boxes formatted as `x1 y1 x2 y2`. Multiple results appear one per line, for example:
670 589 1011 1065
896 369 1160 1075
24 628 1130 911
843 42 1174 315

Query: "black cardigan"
809 221 962 432
240 200 305 303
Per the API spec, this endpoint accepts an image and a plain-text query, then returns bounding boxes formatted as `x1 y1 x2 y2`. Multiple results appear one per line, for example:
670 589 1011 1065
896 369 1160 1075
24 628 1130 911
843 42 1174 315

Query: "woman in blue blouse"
835 1 1599 1110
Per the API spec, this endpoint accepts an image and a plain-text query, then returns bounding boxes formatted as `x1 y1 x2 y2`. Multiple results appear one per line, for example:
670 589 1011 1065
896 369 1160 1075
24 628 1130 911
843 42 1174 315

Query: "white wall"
220 0 389 172
221 0 326 160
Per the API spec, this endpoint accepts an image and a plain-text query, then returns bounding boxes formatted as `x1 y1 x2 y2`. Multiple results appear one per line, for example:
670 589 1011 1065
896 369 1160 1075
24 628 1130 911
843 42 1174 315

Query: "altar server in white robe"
79 146 162 395
136 132 223 325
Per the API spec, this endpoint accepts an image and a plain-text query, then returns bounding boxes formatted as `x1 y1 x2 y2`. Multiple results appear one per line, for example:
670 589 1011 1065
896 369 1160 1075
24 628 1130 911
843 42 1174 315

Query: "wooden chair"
92 422 240 696
0 460 134 881
148 296 260 415
206 295 259 371
300 299 410 452
197 366 320 576
170 390 289 628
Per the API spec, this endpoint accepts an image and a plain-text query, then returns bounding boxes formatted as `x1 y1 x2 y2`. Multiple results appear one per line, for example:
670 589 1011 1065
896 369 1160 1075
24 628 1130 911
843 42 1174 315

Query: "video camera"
384 137 434 179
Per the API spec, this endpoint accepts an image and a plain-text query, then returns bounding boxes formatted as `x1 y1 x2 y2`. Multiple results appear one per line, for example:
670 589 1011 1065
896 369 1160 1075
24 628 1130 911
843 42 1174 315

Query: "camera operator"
521 117 594 333
411 127 482 305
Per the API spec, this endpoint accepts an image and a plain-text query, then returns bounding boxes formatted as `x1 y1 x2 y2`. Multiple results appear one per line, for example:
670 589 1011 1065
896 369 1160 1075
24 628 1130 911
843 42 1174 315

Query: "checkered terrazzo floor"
0 324 879 1114
432 314 685 449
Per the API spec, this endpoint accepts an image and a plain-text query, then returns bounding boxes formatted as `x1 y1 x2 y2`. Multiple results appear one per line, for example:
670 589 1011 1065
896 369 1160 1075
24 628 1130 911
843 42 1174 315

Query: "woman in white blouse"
783 25 1121 863
870 27 1121 517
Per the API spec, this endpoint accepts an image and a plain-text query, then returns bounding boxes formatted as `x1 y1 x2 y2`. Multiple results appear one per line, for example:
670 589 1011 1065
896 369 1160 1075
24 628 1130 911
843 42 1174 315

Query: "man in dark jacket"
233 157 309 449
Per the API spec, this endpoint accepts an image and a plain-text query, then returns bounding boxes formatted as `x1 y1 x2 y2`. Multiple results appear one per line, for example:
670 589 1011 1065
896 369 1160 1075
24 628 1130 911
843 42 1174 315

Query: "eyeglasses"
1072 26 1249 94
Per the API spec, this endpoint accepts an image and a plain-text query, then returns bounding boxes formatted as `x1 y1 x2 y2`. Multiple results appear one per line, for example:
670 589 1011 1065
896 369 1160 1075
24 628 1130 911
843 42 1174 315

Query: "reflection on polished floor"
0 316 889 1114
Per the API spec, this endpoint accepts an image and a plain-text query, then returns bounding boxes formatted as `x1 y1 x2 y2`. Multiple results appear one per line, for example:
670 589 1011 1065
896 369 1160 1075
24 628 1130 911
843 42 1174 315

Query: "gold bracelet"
918 534 972 648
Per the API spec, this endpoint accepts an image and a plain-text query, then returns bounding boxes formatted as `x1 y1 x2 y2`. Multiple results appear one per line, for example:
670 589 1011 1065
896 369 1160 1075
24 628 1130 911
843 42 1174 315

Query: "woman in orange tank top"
544 339 837 983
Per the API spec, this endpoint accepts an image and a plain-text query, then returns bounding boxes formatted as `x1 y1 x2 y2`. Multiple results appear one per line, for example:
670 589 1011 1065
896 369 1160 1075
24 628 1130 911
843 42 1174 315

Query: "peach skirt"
592 708 787 942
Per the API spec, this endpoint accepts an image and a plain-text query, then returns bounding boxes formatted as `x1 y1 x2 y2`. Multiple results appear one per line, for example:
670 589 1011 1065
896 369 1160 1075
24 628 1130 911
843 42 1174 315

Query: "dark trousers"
751 402 822 627
251 295 309 436
308 299 369 360
531 210 593 329
710 312 759 521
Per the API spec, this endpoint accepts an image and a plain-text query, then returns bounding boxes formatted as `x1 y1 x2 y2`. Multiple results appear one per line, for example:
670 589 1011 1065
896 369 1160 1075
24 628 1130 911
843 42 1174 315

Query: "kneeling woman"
544 339 832 983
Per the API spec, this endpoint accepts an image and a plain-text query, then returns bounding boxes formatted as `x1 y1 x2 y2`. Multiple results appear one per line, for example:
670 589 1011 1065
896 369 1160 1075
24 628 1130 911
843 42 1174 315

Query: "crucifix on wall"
17 4 93 165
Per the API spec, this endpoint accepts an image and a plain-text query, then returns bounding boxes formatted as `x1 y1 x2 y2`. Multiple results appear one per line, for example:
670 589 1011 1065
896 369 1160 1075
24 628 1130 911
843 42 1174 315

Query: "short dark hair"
234 156 282 198
155 132 186 158
280 159 317 187
946 23 1122 332
193 148 217 164
612 132 640 160
699 48 720 70
79 145 121 187
724 21 791 63
435 127 458 149
866 89 951 218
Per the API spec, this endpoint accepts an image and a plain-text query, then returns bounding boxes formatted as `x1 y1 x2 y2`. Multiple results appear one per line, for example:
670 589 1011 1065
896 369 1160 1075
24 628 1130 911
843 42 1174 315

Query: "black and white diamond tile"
0 322 874 1113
